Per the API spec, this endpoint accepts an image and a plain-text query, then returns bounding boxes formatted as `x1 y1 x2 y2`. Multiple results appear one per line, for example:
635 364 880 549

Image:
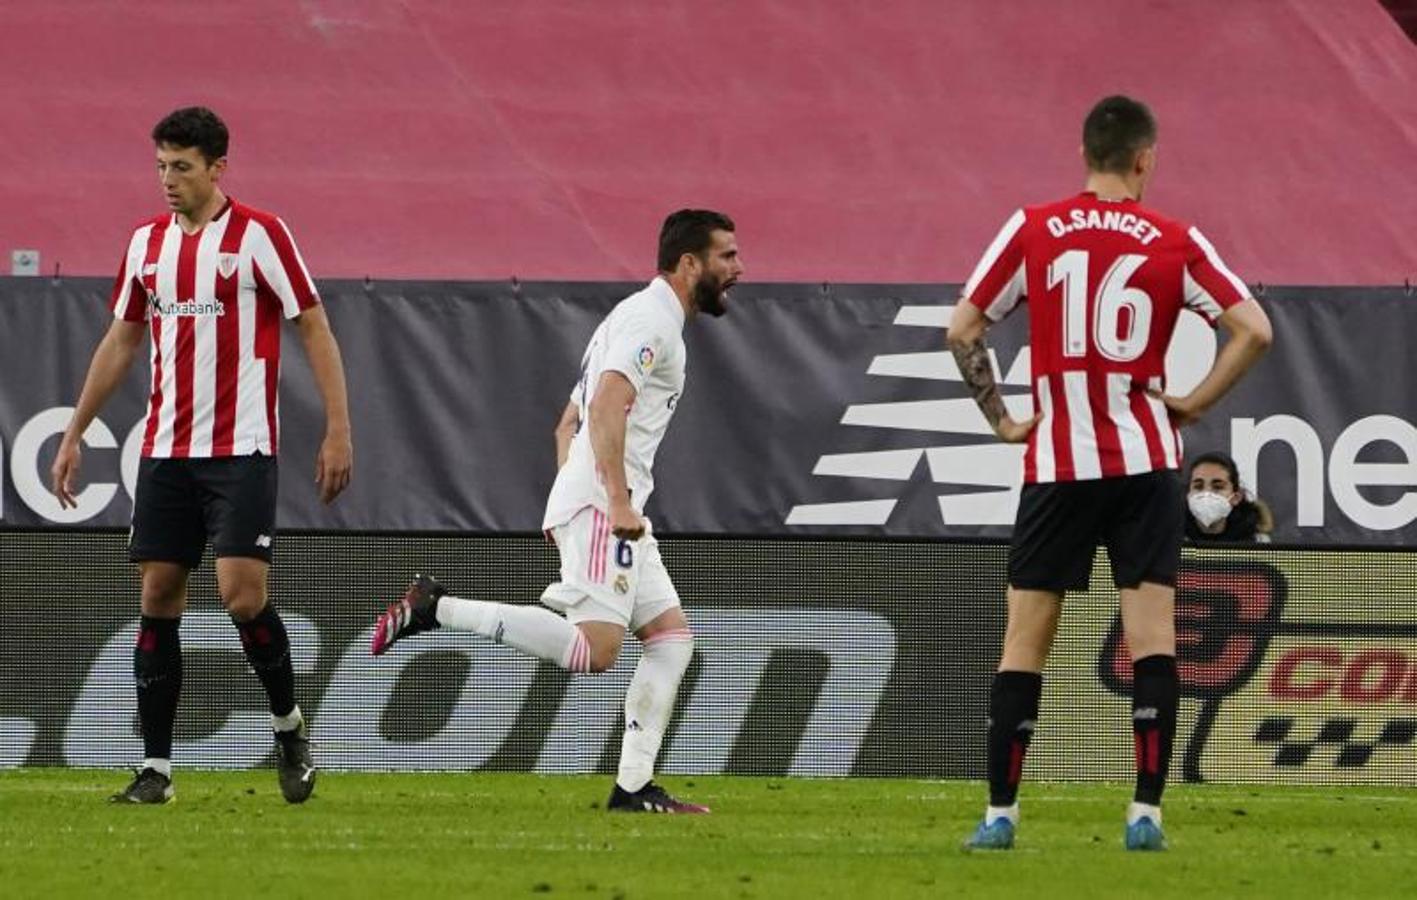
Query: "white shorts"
540 506 681 631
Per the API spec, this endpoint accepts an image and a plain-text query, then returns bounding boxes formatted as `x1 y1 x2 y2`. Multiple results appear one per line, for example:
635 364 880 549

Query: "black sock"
987 670 1042 807
1132 654 1178 805
234 604 296 720
134 616 182 762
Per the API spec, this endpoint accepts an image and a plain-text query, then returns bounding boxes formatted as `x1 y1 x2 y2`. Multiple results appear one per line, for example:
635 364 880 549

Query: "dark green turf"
1 771 1411 898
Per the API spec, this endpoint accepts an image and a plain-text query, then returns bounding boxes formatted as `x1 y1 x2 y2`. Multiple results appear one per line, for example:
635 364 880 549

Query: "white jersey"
542 277 687 529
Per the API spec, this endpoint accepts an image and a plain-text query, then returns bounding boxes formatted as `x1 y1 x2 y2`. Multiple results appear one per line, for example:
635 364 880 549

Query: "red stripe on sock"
1008 740 1025 786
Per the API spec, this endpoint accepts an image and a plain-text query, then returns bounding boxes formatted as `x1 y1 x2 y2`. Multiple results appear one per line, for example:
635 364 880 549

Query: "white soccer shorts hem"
540 506 680 630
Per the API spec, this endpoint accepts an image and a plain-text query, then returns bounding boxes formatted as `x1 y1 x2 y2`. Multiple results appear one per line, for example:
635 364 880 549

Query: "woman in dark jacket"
1184 451 1273 542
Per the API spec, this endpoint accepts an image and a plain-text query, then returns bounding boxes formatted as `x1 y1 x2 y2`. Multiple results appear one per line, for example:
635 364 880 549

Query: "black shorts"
129 456 278 569
1008 470 1183 593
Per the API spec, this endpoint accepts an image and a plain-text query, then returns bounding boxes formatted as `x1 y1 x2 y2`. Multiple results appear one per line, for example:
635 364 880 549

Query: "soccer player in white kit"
371 209 742 813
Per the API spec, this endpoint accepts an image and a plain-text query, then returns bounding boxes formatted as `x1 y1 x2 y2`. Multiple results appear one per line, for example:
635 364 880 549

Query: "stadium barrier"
3 277 1415 546
2 530 1412 784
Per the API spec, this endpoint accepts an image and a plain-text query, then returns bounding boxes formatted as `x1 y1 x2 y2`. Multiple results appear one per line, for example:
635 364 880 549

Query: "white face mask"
1188 491 1233 528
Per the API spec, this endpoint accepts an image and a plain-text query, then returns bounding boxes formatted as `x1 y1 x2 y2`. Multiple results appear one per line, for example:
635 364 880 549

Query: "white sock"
143 757 172 778
272 705 303 733
986 803 1019 825
616 629 694 793
1128 801 1162 826
437 595 590 672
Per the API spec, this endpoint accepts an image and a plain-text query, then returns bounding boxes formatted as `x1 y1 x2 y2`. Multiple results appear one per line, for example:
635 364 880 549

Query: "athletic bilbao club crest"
217 253 239 279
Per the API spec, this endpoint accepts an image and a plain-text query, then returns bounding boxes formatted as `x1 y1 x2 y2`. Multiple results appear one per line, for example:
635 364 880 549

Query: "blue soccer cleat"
964 816 1016 850
1124 816 1168 851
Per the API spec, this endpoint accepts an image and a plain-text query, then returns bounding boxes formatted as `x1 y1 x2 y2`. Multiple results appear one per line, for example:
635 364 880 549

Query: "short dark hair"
1082 95 1157 174
1189 450 1242 490
152 107 229 162
657 209 735 273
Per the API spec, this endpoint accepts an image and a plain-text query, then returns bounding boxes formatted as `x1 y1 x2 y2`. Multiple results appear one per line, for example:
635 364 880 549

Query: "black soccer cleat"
110 767 174 805
607 781 710 814
275 719 317 804
370 574 445 656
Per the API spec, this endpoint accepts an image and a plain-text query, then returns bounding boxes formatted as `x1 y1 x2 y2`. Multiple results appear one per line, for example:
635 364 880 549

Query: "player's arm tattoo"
951 337 1008 432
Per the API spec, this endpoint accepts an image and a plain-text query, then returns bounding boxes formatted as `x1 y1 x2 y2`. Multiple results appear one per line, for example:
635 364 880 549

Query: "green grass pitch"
2 770 1413 898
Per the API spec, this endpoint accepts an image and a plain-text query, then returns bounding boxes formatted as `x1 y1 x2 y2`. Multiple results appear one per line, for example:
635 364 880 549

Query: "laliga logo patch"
217 254 239 279
636 344 655 373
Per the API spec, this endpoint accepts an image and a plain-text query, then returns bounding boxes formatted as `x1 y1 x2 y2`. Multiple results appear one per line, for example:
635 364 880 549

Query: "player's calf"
378 574 611 675
1131 655 1178 807
580 620 626 672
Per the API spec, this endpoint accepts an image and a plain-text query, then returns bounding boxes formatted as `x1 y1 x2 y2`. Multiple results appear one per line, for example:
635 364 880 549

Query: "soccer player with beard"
371 209 741 813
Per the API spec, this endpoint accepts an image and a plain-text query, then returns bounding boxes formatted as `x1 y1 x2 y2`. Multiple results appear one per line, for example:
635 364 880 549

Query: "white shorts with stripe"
540 506 681 631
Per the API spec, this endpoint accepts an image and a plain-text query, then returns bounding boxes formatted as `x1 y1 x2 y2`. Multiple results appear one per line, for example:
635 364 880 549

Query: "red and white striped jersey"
963 192 1251 483
109 198 320 458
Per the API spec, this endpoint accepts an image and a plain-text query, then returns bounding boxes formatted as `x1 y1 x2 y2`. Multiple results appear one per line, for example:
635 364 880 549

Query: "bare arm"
1156 298 1273 426
295 305 353 503
587 371 643 538
553 400 580 469
946 301 1039 443
51 319 147 509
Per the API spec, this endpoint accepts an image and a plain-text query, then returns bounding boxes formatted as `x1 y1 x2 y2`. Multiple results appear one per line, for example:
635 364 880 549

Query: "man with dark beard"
370 209 740 813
